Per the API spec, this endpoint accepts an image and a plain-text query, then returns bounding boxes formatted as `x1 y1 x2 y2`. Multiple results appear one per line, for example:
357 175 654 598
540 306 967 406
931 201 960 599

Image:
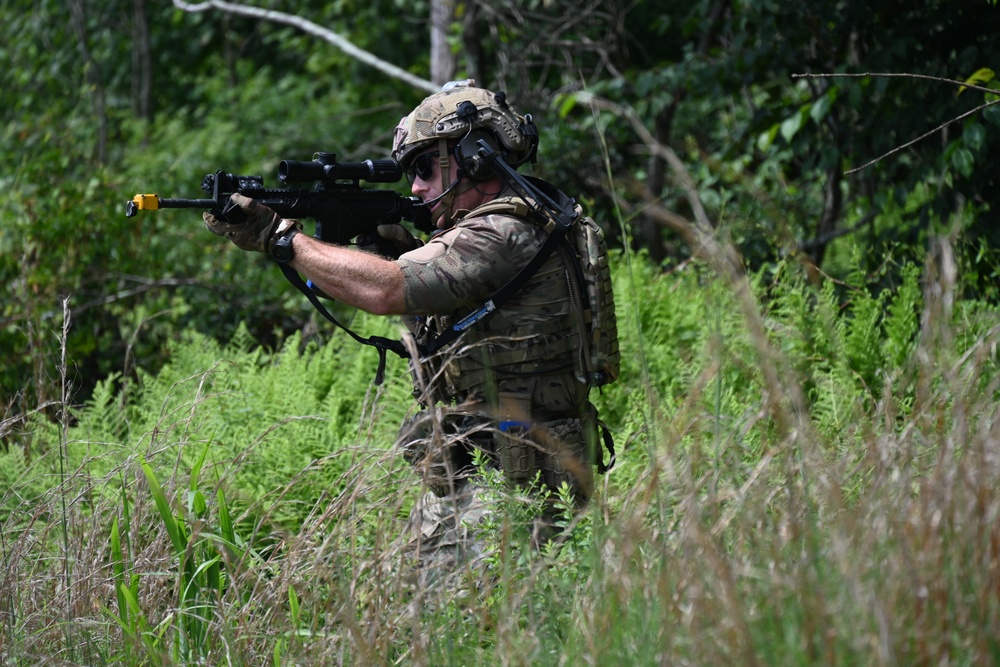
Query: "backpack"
438 189 621 473
572 209 620 387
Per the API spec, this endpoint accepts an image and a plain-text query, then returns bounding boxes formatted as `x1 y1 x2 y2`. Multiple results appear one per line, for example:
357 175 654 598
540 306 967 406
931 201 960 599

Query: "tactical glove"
376 223 424 257
203 193 299 254
359 223 424 259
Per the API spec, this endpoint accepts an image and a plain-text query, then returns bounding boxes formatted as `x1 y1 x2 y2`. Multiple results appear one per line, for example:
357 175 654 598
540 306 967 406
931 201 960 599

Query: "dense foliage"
2 0 999 411
4 244 1000 663
3 1 1000 663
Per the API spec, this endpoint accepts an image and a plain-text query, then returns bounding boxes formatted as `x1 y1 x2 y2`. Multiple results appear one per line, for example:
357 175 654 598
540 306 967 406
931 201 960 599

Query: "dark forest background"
2 0 999 414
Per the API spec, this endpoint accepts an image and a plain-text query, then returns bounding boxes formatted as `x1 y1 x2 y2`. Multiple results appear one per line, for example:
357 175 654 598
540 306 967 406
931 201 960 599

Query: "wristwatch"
270 227 299 264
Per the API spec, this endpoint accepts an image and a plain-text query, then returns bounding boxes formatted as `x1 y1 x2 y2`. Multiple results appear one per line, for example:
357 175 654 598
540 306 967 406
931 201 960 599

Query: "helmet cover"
392 80 536 168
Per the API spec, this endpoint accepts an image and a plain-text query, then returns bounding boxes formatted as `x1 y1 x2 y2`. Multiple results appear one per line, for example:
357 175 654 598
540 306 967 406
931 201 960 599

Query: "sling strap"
275 262 409 385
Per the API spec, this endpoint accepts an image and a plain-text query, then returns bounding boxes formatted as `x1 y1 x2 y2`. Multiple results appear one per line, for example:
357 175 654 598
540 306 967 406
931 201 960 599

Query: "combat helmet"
392 80 538 172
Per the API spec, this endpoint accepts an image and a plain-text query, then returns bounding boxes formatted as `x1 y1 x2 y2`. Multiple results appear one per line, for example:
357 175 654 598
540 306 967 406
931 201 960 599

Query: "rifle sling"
276 262 409 385
277 167 576 385
275 213 570 386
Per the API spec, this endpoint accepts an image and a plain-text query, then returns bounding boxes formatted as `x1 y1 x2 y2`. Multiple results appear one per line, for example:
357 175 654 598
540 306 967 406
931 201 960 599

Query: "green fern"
882 262 922 372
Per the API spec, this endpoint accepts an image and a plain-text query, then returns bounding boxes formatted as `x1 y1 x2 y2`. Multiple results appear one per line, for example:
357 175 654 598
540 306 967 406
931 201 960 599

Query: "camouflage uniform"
391 206 596 579
389 81 597 585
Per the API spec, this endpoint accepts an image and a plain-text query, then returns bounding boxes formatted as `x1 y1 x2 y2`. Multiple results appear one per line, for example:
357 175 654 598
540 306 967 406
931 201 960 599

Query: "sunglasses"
405 150 440 183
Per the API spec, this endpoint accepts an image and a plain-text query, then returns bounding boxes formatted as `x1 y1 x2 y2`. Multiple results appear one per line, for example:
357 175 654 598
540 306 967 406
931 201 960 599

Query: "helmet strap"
437 138 451 196
426 137 479 226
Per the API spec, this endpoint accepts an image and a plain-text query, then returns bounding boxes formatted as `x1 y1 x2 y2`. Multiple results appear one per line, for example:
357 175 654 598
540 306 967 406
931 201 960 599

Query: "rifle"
124 152 434 247
124 151 433 384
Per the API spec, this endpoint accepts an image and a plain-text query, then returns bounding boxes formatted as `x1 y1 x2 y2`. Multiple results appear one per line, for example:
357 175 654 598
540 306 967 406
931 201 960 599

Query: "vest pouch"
536 416 593 501
494 392 537 486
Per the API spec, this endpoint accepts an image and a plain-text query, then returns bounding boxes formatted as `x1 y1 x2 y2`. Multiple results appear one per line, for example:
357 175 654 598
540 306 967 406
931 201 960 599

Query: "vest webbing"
417 196 576 357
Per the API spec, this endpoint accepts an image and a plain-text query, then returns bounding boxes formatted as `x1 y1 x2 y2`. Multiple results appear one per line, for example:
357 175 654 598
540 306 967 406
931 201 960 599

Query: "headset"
455 128 503 182
450 99 505 182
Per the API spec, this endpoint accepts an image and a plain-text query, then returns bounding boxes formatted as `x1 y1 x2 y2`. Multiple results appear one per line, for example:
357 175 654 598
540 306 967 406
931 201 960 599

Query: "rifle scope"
279 152 402 184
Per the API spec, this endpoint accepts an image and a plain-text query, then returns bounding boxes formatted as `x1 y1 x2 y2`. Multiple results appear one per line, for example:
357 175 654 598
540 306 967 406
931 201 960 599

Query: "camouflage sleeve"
394 214 544 314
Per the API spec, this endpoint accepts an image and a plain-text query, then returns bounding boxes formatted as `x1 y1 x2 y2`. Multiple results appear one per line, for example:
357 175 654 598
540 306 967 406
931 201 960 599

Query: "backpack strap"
461 197 556 234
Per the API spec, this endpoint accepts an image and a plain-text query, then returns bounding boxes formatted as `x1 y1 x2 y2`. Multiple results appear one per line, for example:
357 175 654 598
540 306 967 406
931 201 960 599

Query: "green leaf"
189 439 211 493
119 584 152 640
558 93 579 119
141 457 185 555
984 102 1000 125
964 122 986 152
809 91 834 124
190 556 222 588
958 67 996 95
110 518 129 628
780 111 803 143
289 585 301 626
952 146 975 177
757 124 779 152
188 489 207 518
986 79 1000 103
217 486 235 546
119 471 132 565
207 555 222 595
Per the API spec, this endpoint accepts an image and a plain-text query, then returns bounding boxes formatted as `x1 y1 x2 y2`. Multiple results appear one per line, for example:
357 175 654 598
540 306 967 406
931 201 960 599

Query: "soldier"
203 81 610 585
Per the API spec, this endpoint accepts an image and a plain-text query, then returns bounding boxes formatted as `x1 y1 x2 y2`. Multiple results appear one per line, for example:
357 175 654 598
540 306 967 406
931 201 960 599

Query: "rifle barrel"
126 194 219 218
159 198 218 208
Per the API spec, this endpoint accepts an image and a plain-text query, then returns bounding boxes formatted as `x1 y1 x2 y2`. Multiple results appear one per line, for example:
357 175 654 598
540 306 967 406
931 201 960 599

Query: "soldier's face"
410 147 455 228
410 145 502 229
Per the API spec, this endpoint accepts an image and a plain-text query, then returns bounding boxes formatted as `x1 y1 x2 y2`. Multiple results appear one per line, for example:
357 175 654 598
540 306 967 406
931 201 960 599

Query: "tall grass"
2 223 1000 664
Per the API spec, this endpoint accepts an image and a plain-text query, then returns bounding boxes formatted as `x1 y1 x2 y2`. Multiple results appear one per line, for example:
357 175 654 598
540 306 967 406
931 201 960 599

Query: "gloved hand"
366 223 424 259
203 193 289 253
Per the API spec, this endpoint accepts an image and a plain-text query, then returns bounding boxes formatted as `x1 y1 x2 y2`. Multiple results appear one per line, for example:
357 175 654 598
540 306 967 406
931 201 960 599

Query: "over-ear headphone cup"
463 156 483 180
457 129 500 181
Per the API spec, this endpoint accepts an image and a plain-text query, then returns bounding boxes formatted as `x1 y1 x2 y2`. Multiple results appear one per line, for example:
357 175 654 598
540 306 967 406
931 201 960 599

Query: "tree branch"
797 210 878 252
171 0 439 94
841 98 1000 175
793 72 1000 174
792 71 999 97
573 92 715 233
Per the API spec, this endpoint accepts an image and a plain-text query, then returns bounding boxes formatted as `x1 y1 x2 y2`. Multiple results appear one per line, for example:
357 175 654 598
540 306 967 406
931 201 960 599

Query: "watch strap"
270 224 300 264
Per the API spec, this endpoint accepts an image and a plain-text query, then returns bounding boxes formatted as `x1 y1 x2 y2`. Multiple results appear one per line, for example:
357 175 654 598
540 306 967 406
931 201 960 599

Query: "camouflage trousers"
397 482 578 595
399 483 493 592
398 405 596 502
393 405 596 590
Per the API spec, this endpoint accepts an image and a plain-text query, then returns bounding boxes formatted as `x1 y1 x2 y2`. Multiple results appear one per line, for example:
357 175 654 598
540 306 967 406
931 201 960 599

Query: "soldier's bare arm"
289 233 407 315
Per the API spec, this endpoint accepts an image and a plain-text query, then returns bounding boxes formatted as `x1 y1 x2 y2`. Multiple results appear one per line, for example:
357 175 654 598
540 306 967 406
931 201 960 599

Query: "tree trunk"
430 0 456 86
642 107 674 265
68 0 109 164
811 165 843 266
460 1 485 86
132 0 153 122
640 0 730 265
